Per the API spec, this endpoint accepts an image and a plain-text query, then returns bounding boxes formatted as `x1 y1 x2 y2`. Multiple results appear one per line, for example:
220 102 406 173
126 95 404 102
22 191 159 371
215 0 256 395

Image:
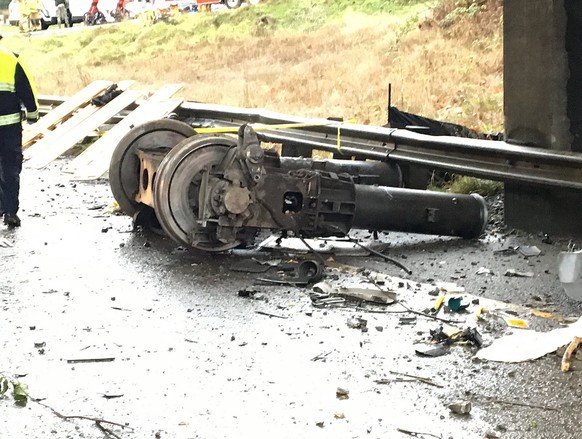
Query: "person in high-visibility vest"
17 0 30 33
28 0 42 31
0 36 39 227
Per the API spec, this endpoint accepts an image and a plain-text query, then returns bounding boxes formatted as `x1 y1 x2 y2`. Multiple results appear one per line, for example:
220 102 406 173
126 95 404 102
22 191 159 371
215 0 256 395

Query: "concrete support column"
504 0 582 236
565 0 582 151
504 0 570 150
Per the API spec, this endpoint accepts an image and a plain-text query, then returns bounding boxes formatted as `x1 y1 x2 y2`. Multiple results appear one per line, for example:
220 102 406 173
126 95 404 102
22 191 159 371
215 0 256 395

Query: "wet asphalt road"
1 159 582 439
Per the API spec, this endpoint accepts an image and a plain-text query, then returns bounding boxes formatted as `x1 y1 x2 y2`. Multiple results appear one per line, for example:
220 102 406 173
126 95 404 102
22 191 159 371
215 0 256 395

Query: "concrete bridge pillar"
504 0 582 235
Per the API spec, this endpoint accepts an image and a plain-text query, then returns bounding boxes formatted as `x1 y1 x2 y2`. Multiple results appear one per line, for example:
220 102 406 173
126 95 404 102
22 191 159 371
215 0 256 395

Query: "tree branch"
32 398 133 433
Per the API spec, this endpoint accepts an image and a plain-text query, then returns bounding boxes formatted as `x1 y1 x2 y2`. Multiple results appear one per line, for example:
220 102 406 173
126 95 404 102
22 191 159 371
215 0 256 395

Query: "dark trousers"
0 124 23 215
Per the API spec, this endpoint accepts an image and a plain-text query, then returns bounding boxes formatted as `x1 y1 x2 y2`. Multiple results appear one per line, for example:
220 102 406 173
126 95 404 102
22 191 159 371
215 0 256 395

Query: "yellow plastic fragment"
504 318 529 329
432 295 445 312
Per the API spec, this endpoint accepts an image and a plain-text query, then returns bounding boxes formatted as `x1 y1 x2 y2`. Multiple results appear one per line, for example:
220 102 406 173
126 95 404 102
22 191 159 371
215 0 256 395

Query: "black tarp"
387 106 502 140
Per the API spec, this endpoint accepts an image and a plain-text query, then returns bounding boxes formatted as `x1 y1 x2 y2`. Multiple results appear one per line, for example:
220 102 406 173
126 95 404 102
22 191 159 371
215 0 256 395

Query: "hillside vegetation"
2 0 503 131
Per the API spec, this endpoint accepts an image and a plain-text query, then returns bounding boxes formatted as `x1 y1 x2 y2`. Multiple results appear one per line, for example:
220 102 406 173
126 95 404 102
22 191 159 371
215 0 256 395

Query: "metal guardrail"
38 96 582 190
178 101 582 190
38 95 66 114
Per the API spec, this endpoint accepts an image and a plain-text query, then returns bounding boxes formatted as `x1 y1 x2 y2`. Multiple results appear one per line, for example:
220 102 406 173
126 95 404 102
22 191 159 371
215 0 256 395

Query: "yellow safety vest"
28 0 42 11
0 48 38 126
18 0 30 16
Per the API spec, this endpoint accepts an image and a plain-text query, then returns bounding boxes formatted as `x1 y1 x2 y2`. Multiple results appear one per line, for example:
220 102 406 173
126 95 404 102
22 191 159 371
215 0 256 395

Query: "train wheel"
109 119 194 217
153 134 240 251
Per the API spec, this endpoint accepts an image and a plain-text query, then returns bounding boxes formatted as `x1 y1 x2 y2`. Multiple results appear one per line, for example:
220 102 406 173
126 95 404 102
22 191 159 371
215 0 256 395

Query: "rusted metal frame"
135 148 167 208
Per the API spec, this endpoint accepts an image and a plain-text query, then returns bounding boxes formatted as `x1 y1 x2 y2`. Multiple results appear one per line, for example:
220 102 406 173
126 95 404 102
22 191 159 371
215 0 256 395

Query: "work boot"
3 213 21 228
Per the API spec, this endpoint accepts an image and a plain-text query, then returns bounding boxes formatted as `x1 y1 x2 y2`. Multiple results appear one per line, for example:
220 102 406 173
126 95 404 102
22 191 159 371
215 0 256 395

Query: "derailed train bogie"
108 119 488 251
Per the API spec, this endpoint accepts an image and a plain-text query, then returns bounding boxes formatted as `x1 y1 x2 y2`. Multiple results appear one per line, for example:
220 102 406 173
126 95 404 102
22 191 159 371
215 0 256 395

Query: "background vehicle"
124 0 195 19
8 0 93 29
124 0 254 16
7 0 18 25
196 0 259 9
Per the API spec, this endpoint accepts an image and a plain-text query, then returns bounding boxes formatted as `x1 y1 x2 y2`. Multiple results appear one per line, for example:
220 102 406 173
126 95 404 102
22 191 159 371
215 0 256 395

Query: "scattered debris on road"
448 400 472 415
346 316 368 331
257 259 324 286
336 387 349 400
66 358 116 364
312 281 397 305
238 289 268 301
518 245 542 258
415 344 450 357
561 336 582 372
504 268 534 277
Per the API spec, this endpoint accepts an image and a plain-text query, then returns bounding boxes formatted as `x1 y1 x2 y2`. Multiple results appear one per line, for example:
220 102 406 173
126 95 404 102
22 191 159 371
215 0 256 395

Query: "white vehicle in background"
122 0 152 19
7 0 21 26
8 0 93 29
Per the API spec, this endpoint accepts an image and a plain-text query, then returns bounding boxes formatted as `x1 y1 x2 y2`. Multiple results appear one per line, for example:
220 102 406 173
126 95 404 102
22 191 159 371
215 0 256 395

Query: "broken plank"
22 80 114 149
69 98 183 180
25 90 143 169
23 105 101 161
144 83 184 100
65 84 184 176
24 80 135 163
64 83 183 175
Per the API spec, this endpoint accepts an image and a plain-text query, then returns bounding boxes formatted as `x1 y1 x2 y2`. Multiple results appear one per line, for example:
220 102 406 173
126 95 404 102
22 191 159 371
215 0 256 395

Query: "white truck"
8 0 93 29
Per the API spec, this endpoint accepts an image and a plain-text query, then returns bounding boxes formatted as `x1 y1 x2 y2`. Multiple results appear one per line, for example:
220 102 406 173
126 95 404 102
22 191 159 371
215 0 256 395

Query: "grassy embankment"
2 0 503 193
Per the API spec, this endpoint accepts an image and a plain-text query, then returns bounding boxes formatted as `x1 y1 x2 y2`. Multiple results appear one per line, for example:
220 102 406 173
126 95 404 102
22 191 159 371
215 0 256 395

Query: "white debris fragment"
504 269 534 278
476 317 582 363
476 267 492 275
